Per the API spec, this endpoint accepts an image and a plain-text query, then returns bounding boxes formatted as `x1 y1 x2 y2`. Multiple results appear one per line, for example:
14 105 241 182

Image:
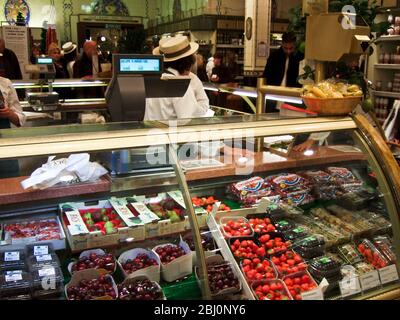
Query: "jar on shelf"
384 53 391 64
396 25 400 35
379 53 385 64
387 82 393 92
391 54 396 64
395 16 400 26
376 81 382 91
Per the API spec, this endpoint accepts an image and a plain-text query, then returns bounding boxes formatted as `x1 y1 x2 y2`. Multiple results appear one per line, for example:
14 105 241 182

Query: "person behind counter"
145 35 210 121
0 39 22 80
263 32 303 88
0 76 26 178
47 43 68 79
195 53 209 82
73 40 102 79
210 52 234 84
61 42 78 78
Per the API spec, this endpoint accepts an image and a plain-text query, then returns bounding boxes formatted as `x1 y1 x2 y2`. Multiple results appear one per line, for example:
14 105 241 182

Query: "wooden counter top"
0 175 111 206
185 147 366 181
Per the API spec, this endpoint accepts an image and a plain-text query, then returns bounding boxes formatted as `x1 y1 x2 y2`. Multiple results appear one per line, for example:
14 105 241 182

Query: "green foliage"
287 6 307 42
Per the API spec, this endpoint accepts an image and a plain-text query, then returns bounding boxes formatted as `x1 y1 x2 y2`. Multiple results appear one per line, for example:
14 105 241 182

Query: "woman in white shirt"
145 36 210 121
0 76 25 178
0 76 25 127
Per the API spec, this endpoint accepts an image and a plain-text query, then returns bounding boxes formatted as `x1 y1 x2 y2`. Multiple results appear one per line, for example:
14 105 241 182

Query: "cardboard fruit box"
139 192 188 237
59 200 145 251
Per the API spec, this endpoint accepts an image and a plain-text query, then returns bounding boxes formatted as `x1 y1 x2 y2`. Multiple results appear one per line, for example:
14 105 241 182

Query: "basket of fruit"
118 248 161 282
302 81 363 115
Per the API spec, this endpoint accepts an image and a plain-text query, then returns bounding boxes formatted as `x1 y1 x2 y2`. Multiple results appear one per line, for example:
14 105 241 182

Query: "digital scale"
25 57 60 111
104 54 192 176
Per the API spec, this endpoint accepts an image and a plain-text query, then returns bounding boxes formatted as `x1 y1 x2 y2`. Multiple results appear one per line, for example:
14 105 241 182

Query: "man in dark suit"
262 32 304 112
0 39 22 80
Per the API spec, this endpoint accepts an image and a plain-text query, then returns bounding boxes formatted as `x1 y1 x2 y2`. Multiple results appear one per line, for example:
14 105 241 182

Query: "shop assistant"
263 32 304 88
0 76 26 178
145 36 210 120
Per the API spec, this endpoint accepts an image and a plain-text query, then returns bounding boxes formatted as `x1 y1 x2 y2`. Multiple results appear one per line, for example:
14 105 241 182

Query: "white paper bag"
21 153 108 190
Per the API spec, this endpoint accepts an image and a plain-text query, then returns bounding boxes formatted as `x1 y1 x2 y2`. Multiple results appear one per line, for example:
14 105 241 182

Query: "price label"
39 267 56 277
360 270 380 291
379 265 399 284
4 251 20 262
167 191 186 209
5 271 23 282
339 276 362 298
34 246 49 256
301 288 324 300
36 255 52 262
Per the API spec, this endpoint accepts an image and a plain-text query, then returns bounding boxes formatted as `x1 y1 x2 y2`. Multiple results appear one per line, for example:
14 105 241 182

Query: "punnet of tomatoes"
283 272 318 300
248 217 276 234
258 233 291 256
271 250 307 277
357 240 389 269
230 239 266 260
241 257 277 282
252 279 292 300
221 217 253 238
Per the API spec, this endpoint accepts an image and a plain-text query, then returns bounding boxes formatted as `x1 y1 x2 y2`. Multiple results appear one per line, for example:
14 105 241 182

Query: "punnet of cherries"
67 275 116 300
154 244 187 264
118 279 163 300
71 252 116 274
121 253 159 274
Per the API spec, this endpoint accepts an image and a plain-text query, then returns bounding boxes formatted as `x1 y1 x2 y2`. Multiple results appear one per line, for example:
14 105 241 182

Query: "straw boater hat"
61 42 77 55
153 35 199 62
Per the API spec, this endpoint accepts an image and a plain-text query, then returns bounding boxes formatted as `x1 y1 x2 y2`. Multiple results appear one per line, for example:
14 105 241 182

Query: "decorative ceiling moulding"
4 0 30 26
77 14 143 25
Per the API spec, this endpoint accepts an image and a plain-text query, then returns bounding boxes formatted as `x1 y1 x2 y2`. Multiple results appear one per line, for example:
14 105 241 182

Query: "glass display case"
0 113 399 300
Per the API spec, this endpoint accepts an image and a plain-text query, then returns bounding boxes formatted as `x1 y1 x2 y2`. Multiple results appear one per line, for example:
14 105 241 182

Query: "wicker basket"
302 96 362 116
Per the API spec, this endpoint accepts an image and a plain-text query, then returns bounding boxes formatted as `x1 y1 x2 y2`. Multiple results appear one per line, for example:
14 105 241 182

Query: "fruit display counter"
0 114 400 300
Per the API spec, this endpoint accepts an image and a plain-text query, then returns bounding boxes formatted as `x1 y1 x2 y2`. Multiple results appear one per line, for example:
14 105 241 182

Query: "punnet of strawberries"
230 239 266 260
284 273 318 300
222 218 253 238
258 234 291 256
248 217 276 234
271 251 307 276
253 280 292 300
357 240 388 269
241 258 276 282
191 196 231 213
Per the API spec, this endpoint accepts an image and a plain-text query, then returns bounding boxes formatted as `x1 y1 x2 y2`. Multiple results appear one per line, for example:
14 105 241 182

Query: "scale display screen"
119 58 161 73
37 57 53 65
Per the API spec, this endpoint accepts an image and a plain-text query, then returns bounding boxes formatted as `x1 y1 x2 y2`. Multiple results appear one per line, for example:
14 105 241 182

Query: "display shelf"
216 44 244 49
372 90 400 99
374 64 400 70
12 79 110 90
376 35 400 43
185 147 365 182
0 175 111 206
